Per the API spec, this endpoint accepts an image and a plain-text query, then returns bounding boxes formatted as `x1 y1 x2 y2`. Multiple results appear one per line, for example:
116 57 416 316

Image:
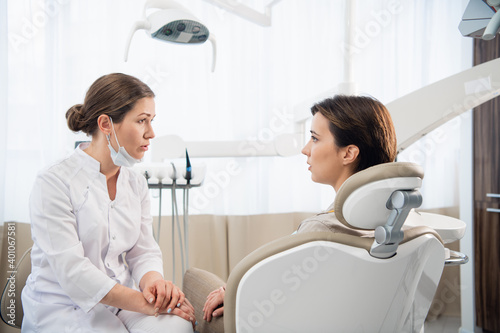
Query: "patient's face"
301 112 347 190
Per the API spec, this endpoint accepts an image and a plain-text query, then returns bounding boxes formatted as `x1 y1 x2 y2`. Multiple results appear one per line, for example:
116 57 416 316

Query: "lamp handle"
483 10 500 40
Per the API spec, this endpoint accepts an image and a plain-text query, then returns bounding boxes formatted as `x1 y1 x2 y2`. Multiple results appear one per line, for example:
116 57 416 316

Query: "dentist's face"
109 97 156 160
301 112 347 190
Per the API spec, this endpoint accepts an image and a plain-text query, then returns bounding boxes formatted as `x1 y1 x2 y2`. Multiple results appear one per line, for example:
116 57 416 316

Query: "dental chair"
184 162 467 333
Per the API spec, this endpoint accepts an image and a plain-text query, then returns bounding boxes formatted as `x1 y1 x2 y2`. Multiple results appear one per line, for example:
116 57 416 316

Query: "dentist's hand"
142 275 196 327
143 278 184 316
203 286 225 322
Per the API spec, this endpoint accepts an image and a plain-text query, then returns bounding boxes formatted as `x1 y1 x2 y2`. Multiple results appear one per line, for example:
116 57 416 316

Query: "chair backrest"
224 162 447 332
334 162 424 229
0 222 33 329
224 232 444 333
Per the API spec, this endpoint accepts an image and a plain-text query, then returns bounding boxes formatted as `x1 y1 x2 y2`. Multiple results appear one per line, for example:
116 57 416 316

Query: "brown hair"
311 95 397 173
65 73 154 136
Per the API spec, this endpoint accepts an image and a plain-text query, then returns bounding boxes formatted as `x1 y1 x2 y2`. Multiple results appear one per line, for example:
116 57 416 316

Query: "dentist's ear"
97 114 112 136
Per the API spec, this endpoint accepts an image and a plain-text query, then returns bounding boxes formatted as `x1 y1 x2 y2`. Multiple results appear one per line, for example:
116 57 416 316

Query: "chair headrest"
334 162 424 230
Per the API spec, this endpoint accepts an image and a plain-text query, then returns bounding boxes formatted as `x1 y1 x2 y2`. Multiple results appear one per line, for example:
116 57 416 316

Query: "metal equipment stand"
147 180 200 284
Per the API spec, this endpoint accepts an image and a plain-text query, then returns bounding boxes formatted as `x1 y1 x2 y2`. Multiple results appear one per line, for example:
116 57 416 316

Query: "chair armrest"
183 267 225 333
444 250 469 266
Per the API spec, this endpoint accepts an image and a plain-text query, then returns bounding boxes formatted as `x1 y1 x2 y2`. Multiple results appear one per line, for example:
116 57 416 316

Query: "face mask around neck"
106 117 142 167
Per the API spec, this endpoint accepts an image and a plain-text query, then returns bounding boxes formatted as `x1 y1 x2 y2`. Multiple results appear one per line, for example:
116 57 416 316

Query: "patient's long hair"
65 73 154 136
311 95 397 173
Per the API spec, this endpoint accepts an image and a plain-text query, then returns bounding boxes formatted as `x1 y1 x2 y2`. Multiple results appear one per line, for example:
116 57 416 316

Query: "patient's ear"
342 145 359 166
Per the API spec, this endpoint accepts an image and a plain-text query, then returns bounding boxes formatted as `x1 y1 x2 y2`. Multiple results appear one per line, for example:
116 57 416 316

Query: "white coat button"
106 263 110 267
112 235 116 240
110 203 114 208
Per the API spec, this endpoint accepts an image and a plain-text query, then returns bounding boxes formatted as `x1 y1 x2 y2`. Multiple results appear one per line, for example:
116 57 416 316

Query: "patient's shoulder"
296 211 340 234
296 212 373 237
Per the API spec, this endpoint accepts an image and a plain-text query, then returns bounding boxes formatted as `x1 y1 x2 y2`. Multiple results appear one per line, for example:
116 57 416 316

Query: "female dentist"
21 73 195 332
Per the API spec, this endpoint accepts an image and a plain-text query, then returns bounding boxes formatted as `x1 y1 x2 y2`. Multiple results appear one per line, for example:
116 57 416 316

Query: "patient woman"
196 94 397 328
21 73 195 332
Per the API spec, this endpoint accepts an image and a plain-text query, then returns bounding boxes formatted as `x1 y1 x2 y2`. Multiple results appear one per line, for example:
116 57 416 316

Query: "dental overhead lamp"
459 0 500 40
124 0 217 72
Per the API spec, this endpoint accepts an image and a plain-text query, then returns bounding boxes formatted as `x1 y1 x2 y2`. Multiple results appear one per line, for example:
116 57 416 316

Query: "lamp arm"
208 34 217 72
124 20 150 62
143 0 188 15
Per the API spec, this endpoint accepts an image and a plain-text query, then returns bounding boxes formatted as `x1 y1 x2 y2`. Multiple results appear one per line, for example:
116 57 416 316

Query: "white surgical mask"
106 117 142 167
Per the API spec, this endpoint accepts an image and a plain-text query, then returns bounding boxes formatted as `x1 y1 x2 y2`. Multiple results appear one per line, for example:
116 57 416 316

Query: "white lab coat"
21 144 191 332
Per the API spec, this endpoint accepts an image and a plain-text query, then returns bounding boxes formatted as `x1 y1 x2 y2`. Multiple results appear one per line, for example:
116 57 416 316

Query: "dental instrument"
183 149 191 270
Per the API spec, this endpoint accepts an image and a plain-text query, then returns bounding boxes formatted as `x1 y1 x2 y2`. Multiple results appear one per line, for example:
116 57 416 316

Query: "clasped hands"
142 275 196 327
